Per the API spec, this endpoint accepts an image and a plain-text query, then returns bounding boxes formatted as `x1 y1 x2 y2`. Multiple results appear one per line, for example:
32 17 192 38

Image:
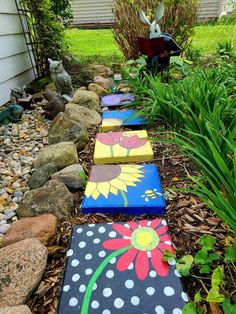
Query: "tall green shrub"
112 0 198 59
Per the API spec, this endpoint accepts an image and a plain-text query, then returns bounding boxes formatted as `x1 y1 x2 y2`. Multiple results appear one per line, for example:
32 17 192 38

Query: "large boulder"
0 305 32 314
91 64 113 78
71 90 100 113
16 180 74 220
28 162 58 189
51 164 86 191
65 103 101 128
48 112 89 151
88 83 108 96
0 238 47 306
94 76 112 91
34 142 78 170
1 214 57 247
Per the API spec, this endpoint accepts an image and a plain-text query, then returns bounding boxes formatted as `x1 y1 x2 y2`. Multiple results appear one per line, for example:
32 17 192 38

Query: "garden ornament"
10 86 33 109
48 58 74 97
0 99 23 125
138 2 181 73
42 89 65 120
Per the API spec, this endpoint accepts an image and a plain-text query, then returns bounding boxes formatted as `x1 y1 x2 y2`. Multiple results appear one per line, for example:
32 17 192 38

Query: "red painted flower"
97 132 122 145
119 135 147 149
103 219 174 280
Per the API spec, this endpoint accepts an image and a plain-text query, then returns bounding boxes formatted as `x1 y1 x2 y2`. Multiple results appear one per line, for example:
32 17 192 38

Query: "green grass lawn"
65 24 235 61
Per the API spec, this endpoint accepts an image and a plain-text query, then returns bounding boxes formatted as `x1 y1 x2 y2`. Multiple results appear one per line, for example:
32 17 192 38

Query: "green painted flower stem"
109 145 114 157
120 190 128 207
81 246 132 314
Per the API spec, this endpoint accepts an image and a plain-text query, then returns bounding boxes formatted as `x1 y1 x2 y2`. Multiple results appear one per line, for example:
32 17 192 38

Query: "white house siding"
70 0 231 26
0 0 36 105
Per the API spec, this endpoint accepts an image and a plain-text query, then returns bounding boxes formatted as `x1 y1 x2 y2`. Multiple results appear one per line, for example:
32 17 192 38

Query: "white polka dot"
85 268 93 275
91 300 99 309
165 241 172 245
78 241 86 248
173 309 182 314
110 257 116 264
63 285 70 292
181 292 188 302
103 310 111 314
89 224 95 227
146 287 155 295
98 250 106 257
79 284 86 293
98 226 106 233
72 274 80 282
76 227 83 233
175 270 182 277
66 249 73 257
69 297 78 307
162 220 167 225
155 305 165 314
71 259 79 267
125 279 134 289
93 283 97 291
106 270 114 278
87 231 94 236
127 262 134 270
149 270 157 278
103 287 112 297
109 231 117 238
164 286 175 296
168 258 176 265
85 253 92 260
131 296 140 305
93 238 100 244
114 298 124 309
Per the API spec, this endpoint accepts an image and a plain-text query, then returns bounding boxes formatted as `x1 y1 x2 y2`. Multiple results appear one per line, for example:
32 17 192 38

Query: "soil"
27 125 235 314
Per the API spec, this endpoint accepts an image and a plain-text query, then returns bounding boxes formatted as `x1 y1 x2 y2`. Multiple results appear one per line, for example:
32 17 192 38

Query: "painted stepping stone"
57 218 188 314
82 164 165 215
101 93 134 107
94 130 154 164
101 109 147 131
114 73 122 82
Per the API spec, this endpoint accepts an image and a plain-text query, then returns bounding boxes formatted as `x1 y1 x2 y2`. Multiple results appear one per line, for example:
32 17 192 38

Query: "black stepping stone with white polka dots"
58 218 188 314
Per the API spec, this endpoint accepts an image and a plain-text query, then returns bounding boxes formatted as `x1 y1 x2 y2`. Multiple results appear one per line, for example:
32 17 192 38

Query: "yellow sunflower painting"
85 165 144 207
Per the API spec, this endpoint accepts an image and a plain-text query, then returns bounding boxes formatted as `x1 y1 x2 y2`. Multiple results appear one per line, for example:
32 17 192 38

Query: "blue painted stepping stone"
101 93 135 107
101 109 147 131
82 164 165 215
57 218 188 314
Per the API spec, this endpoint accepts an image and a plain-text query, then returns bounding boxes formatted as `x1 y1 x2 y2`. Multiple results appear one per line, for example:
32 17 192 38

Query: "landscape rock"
28 162 58 189
71 90 100 113
1 214 57 247
92 64 113 78
48 112 89 151
65 103 102 128
0 238 47 306
94 76 112 91
51 164 86 191
34 142 78 170
0 305 32 314
88 83 108 96
0 224 11 234
16 180 74 220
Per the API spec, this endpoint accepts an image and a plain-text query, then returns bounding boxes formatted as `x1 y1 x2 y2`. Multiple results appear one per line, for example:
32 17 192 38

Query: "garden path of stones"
0 65 187 313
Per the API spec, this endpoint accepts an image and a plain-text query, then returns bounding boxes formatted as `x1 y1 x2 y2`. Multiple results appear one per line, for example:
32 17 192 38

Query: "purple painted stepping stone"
82 164 166 215
101 93 135 107
58 218 188 314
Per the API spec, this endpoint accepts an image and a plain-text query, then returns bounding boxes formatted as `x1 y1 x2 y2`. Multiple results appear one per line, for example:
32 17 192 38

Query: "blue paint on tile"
101 93 135 107
102 109 147 127
57 219 187 314
82 164 166 215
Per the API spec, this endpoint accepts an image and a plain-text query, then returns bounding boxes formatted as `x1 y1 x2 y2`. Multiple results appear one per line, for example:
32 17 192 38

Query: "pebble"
0 224 11 234
0 106 50 237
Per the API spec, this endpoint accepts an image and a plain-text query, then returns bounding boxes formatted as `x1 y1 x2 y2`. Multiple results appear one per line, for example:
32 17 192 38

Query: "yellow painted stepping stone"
94 130 154 164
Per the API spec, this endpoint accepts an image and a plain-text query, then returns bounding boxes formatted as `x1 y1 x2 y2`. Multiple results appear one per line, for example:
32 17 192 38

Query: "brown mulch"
27 126 235 314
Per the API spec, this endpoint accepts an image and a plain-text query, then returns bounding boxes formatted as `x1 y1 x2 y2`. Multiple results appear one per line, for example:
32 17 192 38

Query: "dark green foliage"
51 0 73 26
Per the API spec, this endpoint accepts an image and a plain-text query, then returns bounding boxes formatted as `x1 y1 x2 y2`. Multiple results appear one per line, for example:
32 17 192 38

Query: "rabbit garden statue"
43 90 65 120
139 2 181 72
48 58 74 97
